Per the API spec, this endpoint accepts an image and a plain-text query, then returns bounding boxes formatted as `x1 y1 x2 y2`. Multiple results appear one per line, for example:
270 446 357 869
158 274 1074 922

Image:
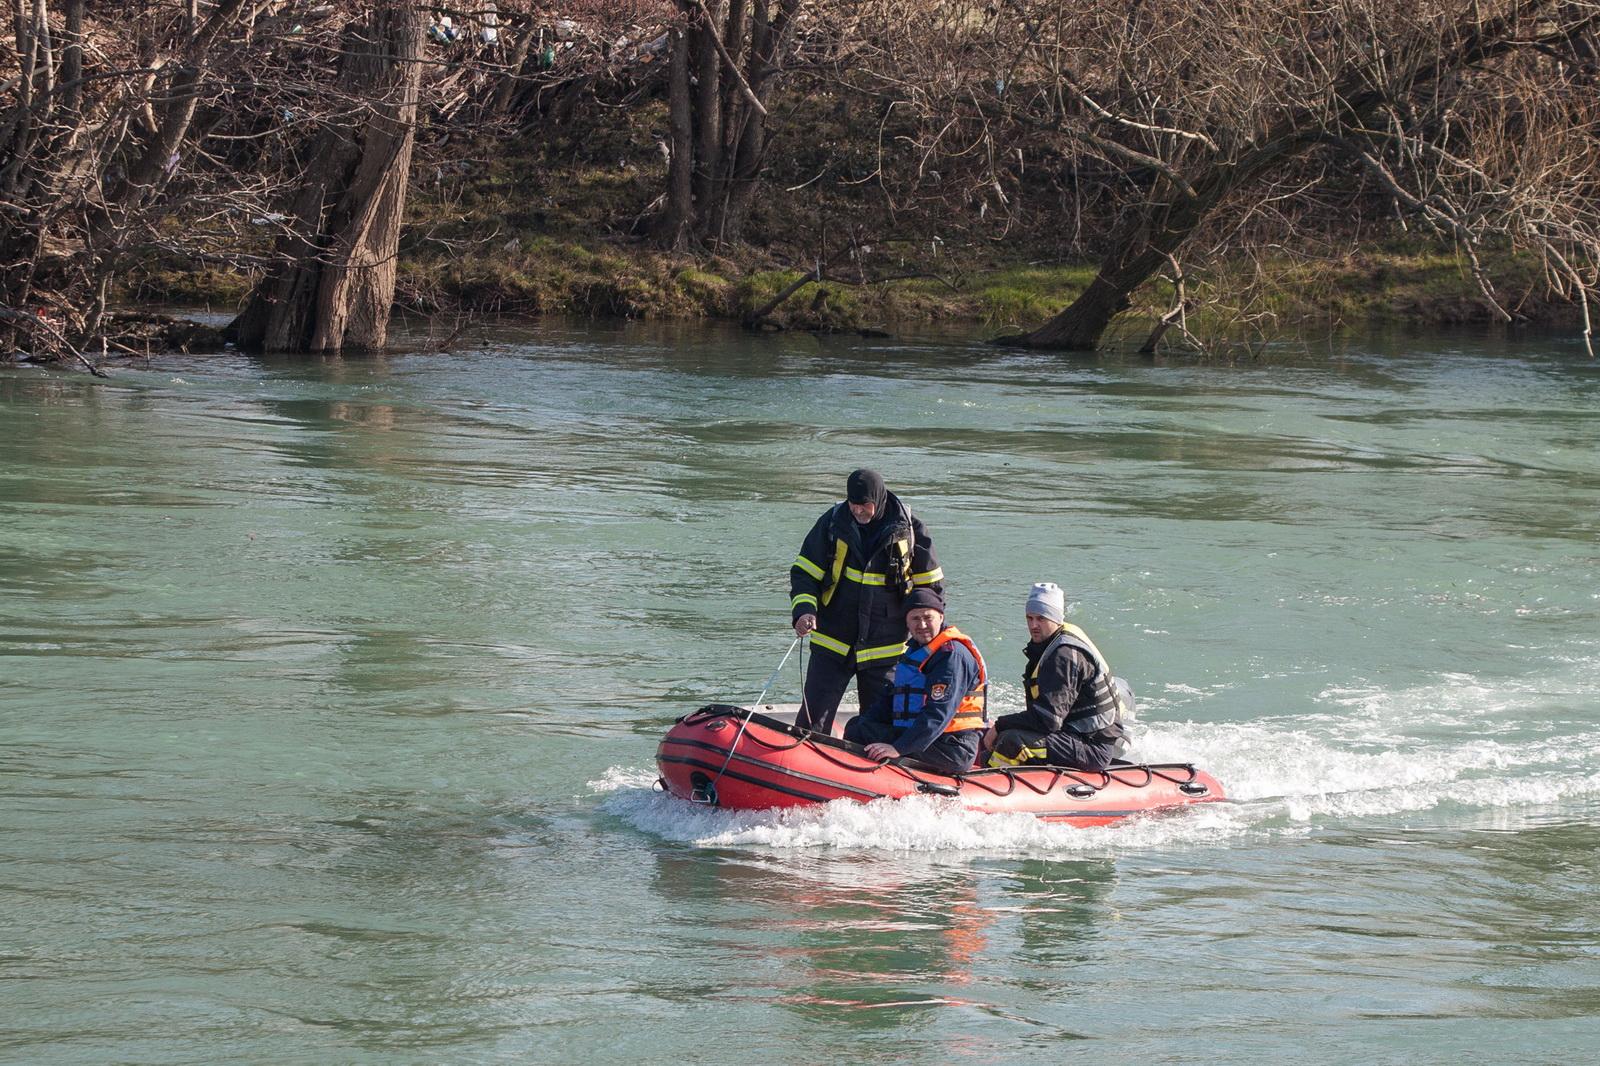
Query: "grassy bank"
118 97 1578 344
125 236 1569 344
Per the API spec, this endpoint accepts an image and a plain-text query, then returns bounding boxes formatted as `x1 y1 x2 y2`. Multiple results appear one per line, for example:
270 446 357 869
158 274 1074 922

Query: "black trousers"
990 727 1119 772
796 651 893 735
843 715 981 774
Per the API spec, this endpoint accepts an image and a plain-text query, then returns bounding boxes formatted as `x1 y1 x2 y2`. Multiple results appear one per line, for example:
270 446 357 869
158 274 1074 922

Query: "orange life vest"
890 625 987 734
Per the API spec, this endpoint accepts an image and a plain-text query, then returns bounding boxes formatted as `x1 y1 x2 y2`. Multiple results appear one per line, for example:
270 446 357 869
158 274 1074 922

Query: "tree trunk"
60 0 84 115
711 1 780 244
491 23 535 117
1005 248 1180 350
1004 198 1212 350
653 26 694 249
0 0 48 353
691 0 724 221
231 5 424 353
651 0 800 249
101 0 245 211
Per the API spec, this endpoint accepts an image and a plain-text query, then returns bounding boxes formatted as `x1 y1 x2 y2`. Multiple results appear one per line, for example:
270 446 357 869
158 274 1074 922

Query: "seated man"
843 589 987 774
983 582 1130 772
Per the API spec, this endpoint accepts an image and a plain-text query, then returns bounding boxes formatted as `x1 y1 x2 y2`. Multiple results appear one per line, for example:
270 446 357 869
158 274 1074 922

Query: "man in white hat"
982 582 1129 771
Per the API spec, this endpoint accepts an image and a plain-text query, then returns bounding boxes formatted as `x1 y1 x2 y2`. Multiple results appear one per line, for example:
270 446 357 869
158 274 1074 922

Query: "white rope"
752 634 802 705
709 636 804 794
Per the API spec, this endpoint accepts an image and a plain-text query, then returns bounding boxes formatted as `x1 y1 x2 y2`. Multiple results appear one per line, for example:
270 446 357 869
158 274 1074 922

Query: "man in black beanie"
843 588 986 773
789 468 944 734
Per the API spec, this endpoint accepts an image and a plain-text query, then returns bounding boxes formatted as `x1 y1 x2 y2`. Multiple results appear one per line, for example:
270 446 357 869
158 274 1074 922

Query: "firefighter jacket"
789 490 943 667
993 622 1128 740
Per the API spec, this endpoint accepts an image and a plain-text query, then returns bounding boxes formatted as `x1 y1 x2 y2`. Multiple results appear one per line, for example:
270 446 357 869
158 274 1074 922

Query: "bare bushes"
846 0 1600 350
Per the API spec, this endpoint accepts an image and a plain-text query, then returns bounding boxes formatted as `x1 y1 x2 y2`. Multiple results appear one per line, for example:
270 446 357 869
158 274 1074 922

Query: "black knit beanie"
846 468 887 510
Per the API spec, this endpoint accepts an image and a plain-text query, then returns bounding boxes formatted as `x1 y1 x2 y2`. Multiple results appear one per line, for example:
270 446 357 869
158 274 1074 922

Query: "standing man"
789 469 943 733
983 582 1130 771
844 589 986 774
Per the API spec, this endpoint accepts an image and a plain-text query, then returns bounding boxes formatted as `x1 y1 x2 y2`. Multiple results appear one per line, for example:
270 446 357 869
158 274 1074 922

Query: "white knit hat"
1025 581 1065 622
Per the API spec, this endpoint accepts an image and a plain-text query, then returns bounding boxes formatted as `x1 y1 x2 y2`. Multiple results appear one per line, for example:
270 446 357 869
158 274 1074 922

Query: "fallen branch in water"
1139 254 1207 355
1 303 109 377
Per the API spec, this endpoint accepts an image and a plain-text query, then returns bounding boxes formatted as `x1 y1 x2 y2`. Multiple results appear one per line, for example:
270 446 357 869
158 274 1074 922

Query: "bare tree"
2 2 533 366
1 0 259 365
230 5 426 353
853 0 1600 351
652 0 804 248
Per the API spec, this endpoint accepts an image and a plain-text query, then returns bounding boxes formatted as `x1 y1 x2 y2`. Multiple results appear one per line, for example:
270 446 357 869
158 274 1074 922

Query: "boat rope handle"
686 705 1201 798
1144 764 1199 785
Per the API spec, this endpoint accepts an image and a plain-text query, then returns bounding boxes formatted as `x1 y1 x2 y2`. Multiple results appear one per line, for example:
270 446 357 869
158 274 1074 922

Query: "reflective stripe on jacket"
788 490 943 660
891 626 987 734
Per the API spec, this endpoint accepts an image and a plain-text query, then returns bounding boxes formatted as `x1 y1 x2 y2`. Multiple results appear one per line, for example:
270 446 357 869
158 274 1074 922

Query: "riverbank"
116 103 1580 346
123 237 1573 346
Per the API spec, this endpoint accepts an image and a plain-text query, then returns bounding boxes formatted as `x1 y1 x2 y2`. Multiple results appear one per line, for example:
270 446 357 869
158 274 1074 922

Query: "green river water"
4 321 1600 1063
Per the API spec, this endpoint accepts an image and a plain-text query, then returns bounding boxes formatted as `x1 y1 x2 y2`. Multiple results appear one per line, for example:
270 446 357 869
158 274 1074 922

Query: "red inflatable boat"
656 704 1225 826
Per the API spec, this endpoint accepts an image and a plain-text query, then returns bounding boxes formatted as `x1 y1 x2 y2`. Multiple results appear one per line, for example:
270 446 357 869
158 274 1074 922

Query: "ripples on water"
5 325 1600 1062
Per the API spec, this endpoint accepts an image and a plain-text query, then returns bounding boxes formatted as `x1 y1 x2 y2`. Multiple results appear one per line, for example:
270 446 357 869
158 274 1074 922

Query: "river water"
4 321 1599 1063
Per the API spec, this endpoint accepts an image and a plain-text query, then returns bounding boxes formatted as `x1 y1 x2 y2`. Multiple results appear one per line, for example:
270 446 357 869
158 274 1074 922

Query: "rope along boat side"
656 705 1225 826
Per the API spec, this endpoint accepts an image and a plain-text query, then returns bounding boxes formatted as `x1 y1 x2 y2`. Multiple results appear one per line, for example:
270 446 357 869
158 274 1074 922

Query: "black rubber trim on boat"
658 753 890 804
661 737 888 799
674 706 1215 803
685 705 949 767
659 754 840 804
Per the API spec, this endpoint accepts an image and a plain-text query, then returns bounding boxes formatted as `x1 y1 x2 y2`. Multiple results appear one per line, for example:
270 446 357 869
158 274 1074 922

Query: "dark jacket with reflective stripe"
994 627 1124 740
789 490 942 664
858 628 983 756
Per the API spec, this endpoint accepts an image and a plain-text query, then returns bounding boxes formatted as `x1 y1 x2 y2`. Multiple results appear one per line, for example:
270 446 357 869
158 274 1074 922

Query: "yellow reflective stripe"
912 567 943 585
809 631 851 656
856 641 907 663
989 746 1046 768
843 567 887 586
1060 622 1113 675
791 593 818 610
819 539 849 607
793 554 824 579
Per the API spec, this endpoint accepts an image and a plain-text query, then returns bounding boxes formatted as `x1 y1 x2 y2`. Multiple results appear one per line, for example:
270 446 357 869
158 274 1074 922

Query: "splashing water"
598 657 1600 854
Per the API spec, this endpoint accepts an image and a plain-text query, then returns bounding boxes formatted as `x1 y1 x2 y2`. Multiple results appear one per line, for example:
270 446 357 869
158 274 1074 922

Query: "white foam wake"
601 658 1600 851
595 775 1252 855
